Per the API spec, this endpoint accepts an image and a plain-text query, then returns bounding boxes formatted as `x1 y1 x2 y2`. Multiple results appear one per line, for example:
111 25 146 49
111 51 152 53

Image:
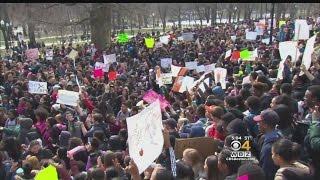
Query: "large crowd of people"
0 16 320 180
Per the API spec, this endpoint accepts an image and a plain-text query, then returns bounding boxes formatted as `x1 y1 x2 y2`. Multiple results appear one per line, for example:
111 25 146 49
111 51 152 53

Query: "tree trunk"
275 4 282 21
205 7 210 24
22 24 27 37
112 12 116 34
260 3 263 19
211 4 217 26
90 4 111 50
143 15 148 28
1 28 9 49
138 14 143 29
178 6 182 29
27 23 36 47
237 6 241 22
158 4 167 33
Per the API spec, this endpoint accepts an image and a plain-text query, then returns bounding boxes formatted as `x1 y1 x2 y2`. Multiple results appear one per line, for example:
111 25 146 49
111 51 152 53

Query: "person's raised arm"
301 64 315 81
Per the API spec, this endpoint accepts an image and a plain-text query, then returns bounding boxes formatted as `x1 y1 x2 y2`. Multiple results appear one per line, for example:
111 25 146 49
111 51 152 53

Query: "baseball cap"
253 109 279 126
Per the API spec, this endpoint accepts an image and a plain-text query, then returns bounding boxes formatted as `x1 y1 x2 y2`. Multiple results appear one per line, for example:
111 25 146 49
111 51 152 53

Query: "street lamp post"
270 3 275 45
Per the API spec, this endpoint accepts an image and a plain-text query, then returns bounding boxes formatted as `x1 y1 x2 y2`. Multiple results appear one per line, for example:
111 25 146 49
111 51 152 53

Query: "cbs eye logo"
230 140 251 151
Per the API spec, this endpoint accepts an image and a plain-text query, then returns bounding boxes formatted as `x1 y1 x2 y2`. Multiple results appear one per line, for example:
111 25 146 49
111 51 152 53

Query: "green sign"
117 33 129 44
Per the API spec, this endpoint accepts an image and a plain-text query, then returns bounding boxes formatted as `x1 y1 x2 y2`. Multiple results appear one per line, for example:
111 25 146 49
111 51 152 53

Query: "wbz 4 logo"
230 139 252 158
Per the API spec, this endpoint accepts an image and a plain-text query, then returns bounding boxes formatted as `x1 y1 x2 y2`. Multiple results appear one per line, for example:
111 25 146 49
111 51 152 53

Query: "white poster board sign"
225 50 231 59
196 65 205 73
199 78 210 92
204 63 215 73
171 64 181 77
185 61 198 70
246 31 258 40
214 68 227 89
231 36 236 41
46 49 53 61
160 73 173 84
294 19 310 40
28 81 48 94
181 33 194 41
103 54 116 64
301 35 316 75
279 41 300 62
56 90 80 106
95 62 109 72
126 100 164 174
160 58 173 69
67 50 78 60
179 76 195 93
160 35 170 44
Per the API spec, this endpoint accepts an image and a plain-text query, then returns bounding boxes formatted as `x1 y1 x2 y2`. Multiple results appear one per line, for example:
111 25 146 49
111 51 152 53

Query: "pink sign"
143 90 170 110
93 68 104 79
25 48 39 61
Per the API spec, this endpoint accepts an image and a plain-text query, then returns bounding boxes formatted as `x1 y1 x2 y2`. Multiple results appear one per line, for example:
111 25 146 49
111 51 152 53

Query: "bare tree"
158 4 168 33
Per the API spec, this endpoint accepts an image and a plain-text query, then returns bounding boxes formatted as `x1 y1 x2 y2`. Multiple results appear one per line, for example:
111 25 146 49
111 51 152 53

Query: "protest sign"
294 19 309 40
177 36 183 41
230 51 240 62
189 73 209 92
172 76 184 92
35 165 58 180
161 58 173 69
198 78 210 92
171 64 181 77
225 49 231 59
108 71 117 81
279 20 286 28
196 65 205 73
174 137 219 159
56 90 79 107
93 69 104 79
177 67 188 76
103 53 116 64
240 49 251 60
95 62 109 72
117 33 129 43
214 68 227 89
68 49 78 60
143 90 170 110
301 35 316 75
185 61 198 70
181 33 194 41
245 31 258 40
126 100 164 174
261 37 275 44
25 48 39 61
204 63 215 73
160 73 173 84
160 35 170 44
230 36 236 41
28 81 48 94
179 76 195 93
145 38 155 48
279 41 300 61
46 49 53 60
